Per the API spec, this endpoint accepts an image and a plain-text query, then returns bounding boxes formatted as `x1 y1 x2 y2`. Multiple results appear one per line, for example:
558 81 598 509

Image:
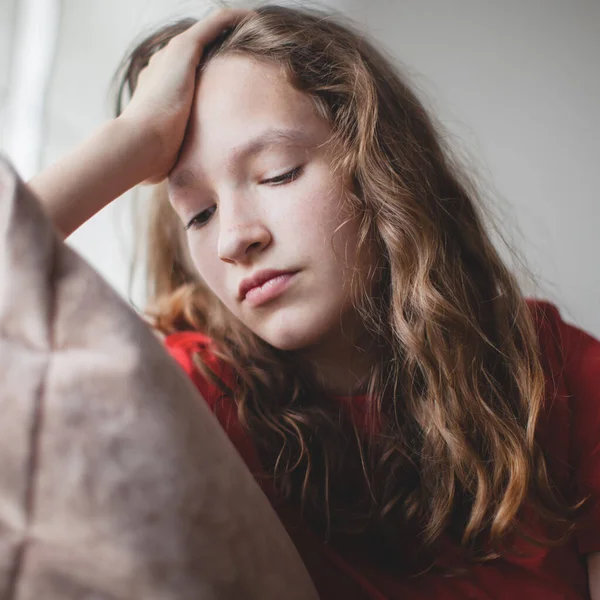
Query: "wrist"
109 116 164 184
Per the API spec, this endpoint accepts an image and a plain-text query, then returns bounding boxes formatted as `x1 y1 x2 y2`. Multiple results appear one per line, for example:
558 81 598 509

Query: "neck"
298 324 377 397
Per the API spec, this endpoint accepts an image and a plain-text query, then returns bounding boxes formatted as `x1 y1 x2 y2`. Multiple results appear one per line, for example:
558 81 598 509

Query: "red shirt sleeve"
559 313 600 554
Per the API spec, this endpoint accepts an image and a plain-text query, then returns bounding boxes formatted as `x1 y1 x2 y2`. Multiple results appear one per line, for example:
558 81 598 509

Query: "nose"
217 202 271 264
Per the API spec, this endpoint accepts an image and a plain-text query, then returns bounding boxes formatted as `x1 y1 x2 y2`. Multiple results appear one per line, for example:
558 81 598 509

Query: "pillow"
0 156 318 600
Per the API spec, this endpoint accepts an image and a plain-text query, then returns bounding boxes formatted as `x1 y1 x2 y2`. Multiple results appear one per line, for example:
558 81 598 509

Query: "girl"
29 5 600 599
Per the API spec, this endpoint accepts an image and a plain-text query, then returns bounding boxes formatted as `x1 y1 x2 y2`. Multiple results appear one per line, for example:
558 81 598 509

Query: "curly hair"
114 4 579 573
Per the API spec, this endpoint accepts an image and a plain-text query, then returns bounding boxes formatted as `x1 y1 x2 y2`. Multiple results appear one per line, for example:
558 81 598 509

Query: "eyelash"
184 166 303 231
264 165 303 185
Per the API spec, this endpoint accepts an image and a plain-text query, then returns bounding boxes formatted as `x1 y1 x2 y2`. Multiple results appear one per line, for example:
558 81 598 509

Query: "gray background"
1 0 598 335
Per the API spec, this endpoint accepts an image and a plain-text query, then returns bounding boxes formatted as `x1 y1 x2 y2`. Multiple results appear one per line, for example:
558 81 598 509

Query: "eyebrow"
169 127 314 191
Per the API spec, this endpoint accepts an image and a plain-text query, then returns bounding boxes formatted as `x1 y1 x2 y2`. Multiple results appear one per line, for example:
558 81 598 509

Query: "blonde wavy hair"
115 4 578 573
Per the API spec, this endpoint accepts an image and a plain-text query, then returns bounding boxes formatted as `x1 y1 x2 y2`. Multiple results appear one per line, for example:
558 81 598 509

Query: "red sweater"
165 301 600 599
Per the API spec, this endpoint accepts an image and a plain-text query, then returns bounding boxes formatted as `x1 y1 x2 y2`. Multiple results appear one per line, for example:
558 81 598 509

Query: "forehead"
195 54 313 125
169 55 330 187
169 127 315 191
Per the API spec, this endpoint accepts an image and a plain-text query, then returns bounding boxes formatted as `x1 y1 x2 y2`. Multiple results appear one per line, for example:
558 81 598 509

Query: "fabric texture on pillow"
0 156 318 600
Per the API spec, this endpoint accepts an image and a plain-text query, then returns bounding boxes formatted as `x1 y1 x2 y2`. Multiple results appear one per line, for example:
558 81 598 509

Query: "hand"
28 9 251 239
118 8 251 184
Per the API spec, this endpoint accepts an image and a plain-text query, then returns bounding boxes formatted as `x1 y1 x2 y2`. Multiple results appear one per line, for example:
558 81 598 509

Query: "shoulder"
526 298 569 352
527 299 600 554
526 299 600 388
163 330 236 408
525 298 600 436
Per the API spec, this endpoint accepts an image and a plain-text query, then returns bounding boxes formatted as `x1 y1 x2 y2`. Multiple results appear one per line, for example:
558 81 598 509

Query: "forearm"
27 118 160 239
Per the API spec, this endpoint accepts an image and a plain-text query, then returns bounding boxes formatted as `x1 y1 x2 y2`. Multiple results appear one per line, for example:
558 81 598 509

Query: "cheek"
187 235 225 297
277 177 349 244
296 190 358 267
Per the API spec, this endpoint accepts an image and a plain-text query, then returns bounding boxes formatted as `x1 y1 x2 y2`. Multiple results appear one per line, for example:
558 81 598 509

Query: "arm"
590 553 600 599
28 119 160 239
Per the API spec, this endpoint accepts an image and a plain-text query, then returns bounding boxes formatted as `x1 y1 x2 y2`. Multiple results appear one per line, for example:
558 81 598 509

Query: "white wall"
1 0 599 335
341 0 600 336
0 0 17 145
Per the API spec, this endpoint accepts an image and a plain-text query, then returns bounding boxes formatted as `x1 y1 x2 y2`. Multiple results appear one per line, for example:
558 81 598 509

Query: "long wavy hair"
114 4 579 573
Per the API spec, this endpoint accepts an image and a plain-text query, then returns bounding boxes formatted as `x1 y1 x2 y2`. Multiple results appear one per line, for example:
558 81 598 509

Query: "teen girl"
29 6 600 599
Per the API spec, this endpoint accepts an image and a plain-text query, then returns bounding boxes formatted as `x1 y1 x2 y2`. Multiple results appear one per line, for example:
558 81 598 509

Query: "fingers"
133 9 253 99
182 8 252 44
171 8 253 64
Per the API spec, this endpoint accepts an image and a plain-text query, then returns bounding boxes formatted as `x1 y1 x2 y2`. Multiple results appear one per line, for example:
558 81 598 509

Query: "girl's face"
168 55 372 357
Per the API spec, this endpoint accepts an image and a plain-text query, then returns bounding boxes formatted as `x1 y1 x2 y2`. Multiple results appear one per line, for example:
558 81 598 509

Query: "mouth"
238 269 299 308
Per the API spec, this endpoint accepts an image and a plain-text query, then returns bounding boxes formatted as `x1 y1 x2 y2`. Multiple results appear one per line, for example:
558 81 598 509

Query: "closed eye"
184 205 216 231
184 166 303 231
262 166 303 185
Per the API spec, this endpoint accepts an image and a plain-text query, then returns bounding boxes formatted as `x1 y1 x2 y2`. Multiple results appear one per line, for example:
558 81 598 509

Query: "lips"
238 269 297 301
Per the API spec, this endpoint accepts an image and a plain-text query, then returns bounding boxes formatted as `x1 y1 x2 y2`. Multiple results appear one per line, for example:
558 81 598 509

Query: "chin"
251 308 338 352
258 327 318 352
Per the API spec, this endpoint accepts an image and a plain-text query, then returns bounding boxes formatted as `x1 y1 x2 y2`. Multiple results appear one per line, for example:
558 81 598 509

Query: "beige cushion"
0 156 318 600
